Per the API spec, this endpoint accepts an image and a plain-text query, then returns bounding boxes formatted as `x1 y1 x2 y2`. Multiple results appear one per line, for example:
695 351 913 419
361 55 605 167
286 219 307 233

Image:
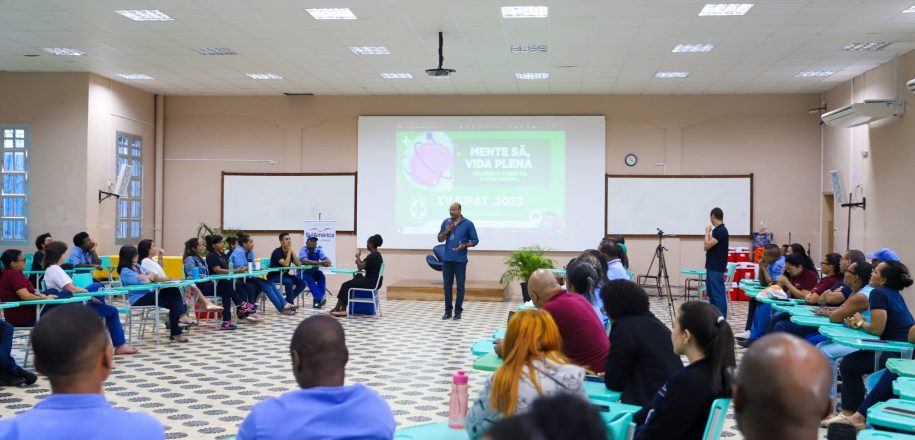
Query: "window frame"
0 125 30 244
115 131 143 244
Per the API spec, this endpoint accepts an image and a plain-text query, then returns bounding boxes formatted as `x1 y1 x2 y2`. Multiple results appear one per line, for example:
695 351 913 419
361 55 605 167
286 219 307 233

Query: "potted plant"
500 245 555 302
196 222 243 257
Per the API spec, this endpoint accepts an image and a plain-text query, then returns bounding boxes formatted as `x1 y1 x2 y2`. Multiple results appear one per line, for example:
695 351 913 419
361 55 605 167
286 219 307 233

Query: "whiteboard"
222 173 356 232
606 175 752 236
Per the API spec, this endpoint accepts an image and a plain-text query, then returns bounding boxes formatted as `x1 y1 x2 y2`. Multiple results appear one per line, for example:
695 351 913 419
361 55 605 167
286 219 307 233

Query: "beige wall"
822 51 915 311
163 94 823 296
87 74 156 253
0 73 154 255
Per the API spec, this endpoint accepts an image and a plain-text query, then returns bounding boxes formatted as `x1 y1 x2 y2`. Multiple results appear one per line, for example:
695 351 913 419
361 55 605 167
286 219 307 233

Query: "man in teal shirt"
437 203 479 320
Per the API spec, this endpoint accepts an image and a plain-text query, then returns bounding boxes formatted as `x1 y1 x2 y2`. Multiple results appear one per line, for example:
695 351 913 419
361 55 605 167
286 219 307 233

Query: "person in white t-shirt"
137 239 218 325
42 241 138 355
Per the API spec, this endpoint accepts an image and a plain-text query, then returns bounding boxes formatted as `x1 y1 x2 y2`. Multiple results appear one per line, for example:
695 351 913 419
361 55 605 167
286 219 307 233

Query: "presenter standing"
437 203 479 320
703 207 729 318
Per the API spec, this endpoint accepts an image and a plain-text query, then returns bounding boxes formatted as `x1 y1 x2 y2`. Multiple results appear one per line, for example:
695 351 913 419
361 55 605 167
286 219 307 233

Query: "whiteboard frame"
221 172 357 234
604 174 753 238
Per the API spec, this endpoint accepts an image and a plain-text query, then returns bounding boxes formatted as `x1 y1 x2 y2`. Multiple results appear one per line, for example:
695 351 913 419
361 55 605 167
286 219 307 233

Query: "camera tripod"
636 229 676 322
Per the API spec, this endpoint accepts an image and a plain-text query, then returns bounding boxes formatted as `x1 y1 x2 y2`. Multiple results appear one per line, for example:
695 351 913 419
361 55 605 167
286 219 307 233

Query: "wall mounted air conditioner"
820 99 902 127
907 78 915 95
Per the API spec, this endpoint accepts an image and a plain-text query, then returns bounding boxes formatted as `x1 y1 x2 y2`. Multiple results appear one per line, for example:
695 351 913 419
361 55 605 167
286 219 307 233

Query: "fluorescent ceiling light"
698 4 754 16
516 72 549 80
117 73 154 80
655 71 689 78
115 10 173 21
511 44 548 54
379 73 413 79
502 6 548 18
904 5 915 13
246 73 283 80
673 43 715 53
797 70 835 78
42 48 85 56
194 47 237 55
349 46 389 55
843 42 891 51
306 8 357 19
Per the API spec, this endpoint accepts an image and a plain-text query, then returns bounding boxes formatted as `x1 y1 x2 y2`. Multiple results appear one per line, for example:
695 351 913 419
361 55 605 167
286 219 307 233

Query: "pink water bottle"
448 370 469 429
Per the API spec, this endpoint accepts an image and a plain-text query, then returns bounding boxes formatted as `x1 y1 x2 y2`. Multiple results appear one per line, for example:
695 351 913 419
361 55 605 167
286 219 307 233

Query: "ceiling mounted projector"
425 32 456 77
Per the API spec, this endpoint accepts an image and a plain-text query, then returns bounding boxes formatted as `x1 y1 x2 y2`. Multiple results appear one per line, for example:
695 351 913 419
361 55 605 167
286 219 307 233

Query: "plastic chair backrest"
372 262 385 290
100 256 112 267
260 257 270 268
24 253 33 269
702 398 731 440
72 272 94 289
726 262 737 279
432 245 445 262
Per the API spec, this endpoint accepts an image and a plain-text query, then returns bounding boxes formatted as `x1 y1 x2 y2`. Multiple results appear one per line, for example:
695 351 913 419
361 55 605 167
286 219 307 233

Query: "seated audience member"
634 301 736 439
0 304 165 439
737 244 783 340
599 241 630 281
42 241 137 355
565 261 608 329
866 247 899 267
268 233 307 306
482 394 608 440
237 315 394 439
819 250 865 306
0 249 58 327
733 333 832 440
204 235 256 330
231 234 295 316
826 260 914 425
68 232 104 285
811 261 874 393
138 239 217 324
467 309 588 439
575 251 609 318
27 232 52 286
225 235 238 256
0 250 38 386
601 280 681 406
527 269 608 373
329 235 384 317
740 253 818 347
769 253 845 338
607 234 629 269
830 324 915 431
117 245 189 343
178 239 222 314
297 236 332 308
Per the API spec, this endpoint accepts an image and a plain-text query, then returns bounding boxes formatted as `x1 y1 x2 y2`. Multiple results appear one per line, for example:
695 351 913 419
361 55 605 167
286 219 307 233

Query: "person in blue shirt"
232 234 296 316
237 314 395 440
703 207 729 318
0 304 165 440
600 241 630 281
298 236 331 309
437 203 479 320
117 245 189 343
67 231 106 289
737 244 784 341
830 260 915 424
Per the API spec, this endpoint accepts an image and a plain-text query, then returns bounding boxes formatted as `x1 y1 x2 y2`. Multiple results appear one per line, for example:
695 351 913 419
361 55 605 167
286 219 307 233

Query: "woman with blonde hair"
466 308 588 439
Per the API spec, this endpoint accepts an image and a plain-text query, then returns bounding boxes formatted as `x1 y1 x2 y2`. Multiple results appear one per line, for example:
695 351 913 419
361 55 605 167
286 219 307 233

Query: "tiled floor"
0 293 763 439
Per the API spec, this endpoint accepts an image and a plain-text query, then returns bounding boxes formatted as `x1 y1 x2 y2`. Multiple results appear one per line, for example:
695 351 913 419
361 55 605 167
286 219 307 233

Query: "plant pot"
520 282 530 303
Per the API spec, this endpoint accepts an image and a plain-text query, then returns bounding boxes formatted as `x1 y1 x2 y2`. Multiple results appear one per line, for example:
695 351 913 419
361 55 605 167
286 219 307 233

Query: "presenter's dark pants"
706 270 727 319
442 261 467 315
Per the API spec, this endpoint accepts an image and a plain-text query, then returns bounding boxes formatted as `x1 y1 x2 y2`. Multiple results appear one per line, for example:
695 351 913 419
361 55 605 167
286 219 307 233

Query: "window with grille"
0 126 29 243
115 132 143 243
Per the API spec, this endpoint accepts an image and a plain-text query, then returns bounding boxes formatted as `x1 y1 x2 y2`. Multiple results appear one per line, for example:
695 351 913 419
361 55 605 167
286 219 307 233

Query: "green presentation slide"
395 130 566 233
